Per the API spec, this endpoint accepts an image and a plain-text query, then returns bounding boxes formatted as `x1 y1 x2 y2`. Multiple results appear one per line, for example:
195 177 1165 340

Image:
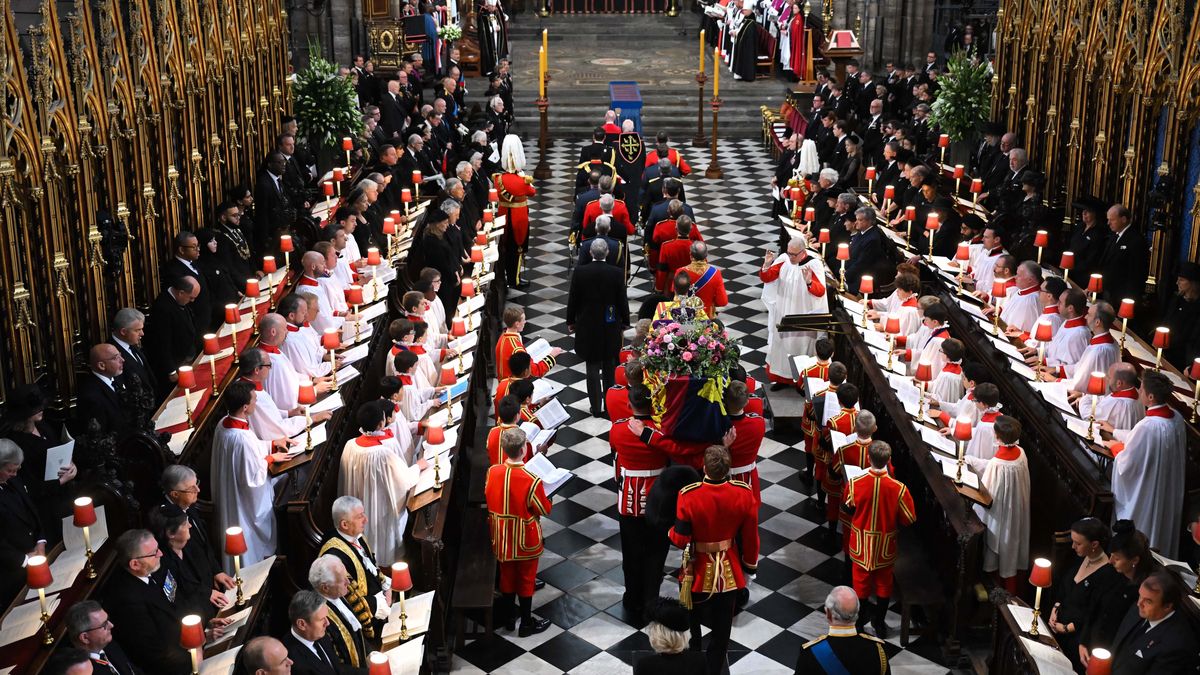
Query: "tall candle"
538 47 545 99
542 28 548 65
713 48 720 97
699 30 706 74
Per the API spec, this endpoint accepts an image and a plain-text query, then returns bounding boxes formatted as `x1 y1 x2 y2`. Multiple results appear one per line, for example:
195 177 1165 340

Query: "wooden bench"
452 505 499 648
893 527 947 646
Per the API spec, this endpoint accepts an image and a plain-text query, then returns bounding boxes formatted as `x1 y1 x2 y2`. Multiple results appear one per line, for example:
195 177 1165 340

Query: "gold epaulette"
679 480 704 494
730 479 752 490
861 632 885 643
801 635 829 649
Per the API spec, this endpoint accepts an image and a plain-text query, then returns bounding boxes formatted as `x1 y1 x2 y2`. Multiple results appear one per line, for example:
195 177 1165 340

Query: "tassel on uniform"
679 545 694 609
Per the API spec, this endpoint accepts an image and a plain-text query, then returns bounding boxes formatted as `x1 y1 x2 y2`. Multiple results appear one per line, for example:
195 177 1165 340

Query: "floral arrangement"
437 23 463 41
928 50 992 142
641 320 741 379
293 50 364 150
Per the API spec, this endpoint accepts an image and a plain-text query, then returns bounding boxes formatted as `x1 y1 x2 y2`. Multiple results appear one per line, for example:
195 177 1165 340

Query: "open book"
532 378 565 404
524 452 574 495
525 338 553 364
533 398 570 430
520 421 556 450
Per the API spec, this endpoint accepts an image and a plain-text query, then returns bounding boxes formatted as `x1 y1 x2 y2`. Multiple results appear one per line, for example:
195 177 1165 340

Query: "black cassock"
476 1 509 76
730 17 758 81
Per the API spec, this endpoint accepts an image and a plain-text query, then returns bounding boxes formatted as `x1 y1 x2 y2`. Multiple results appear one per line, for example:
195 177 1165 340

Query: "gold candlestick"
305 407 313 451
1087 394 1098 442
1030 586 1044 636
234 554 245 606
399 591 410 640
37 587 52 645
82 526 97 579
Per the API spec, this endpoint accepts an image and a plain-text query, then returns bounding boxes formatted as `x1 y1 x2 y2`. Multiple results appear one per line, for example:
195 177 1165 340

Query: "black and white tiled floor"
452 139 951 674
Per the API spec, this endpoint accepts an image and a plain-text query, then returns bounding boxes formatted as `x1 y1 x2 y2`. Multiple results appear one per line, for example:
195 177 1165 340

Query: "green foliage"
929 51 992 143
293 50 363 151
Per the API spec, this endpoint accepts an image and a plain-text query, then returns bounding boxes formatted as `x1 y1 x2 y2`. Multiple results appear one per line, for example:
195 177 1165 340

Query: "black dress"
633 650 708 674
419 231 461 318
156 544 219 622
1051 558 1121 668
1079 574 1139 654
5 423 69 546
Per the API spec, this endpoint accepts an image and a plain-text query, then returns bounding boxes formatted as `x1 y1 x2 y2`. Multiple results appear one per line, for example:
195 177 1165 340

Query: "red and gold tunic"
832 439 893 542
485 462 552 561
804 384 836 476
486 422 533 465
495 172 537 246
727 413 766 504
677 262 728 318
669 478 760 594
644 148 692 175
493 376 524 418
582 199 636 238
821 407 859 495
605 384 632 422
657 238 695 293
843 469 917 571
495 330 555 380
798 361 832 441
610 417 670 517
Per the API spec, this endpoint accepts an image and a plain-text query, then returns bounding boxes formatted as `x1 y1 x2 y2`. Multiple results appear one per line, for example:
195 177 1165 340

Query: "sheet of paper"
1118 332 1157 364
44 437 74 481
25 552 85 600
987 335 1026 361
309 392 344 414
920 424 958 457
290 421 327 450
436 377 470 404
1008 360 1037 380
206 606 254 647
861 328 890 352
829 429 849 453
341 323 374 346
791 355 818 382
0 595 61 646
955 297 988 320
449 332 479 353
453 353 475 376
166 428 194 456
217 315 255 338
155 389 206 430
460 293 486 315
939 457 979 488
339 342 370 364
1062 414 1097 441
382 591 436 642
1007 604 1052 642
360 299 390 322
1019 637 1076 675
804 376 825 399
892 377 921 411
63 505 109 555
534 398 570 430
1030 381 1076 416
421 428 459 459
524 452 574 495
220 555 276 606
335 365 360 387
423 402 464 429
844 464 868 481
525 338 553 364
415 456 453 494
384 634 427 671
194 347 235 367
520 421 556 450
871 348 908 376
198 646 242 675
531 378 564 404
841 296 866 317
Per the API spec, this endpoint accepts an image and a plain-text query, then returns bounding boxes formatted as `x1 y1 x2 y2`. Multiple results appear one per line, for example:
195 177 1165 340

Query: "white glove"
374 591 391 620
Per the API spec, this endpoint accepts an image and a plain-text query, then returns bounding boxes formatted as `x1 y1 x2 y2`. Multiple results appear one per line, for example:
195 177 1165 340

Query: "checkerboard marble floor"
452 139 953 674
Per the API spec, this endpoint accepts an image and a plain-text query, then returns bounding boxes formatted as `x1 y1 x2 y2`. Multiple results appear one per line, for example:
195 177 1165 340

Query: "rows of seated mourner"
2 0 1200 672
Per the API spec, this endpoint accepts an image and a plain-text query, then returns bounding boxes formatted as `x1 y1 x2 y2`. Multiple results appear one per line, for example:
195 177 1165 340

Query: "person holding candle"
962 415 1030 593
1104 371 1187 557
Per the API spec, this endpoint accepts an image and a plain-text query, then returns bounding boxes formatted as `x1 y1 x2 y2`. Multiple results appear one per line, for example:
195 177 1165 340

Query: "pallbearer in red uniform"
605 359 644 422
669 445 760 674
798 338 835 482
496 306 560 379
842 441 916 638
723 381 765 504
821 383 860 533
485 427 553 636
495 135 537 289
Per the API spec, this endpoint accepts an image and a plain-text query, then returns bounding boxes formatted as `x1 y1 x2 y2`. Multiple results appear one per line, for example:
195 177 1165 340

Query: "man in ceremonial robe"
1027 288 1090 368
965 226 1008 295
963 416 1030 590
1050 302 1119 395
1105 371 1187 557
760 235 828 385
730 11 757 81
495 135 536 289
309 556 369 668
963 383 1002 461
676 242 728 317
1080 362 1145 432
993 261 1043 335
476 0 509 76
317 495 393 639
240 348 329 459
211 381 291 567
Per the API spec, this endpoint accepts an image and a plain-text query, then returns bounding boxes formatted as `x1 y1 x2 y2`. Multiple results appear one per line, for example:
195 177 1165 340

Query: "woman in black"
837 136 862 191
149 503 228 622
195 228 241 329
1078 520 1159 669
633 597 707 674
1049 517 1122 670
0 384 77 545
417 206 462 318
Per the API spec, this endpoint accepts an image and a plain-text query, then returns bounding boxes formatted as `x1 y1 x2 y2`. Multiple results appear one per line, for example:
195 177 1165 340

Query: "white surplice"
211 416 279 567
971 246 1007 294
1076 389 1145 431
929 364 965 406
1111 405 1187 557
965 409 1001 460
1045 318 1091 371
1063 337 1119 392
881 299 921 339
999 284 1042 334
338 433 422 566
264 347 302 411
761 252 829 381
966 446 1030 578
280 324 333 378
297 276 344 334
247 383 307 440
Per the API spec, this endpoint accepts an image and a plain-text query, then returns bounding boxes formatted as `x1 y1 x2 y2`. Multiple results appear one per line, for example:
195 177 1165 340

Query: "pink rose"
682 352 694 361
689 343 698 350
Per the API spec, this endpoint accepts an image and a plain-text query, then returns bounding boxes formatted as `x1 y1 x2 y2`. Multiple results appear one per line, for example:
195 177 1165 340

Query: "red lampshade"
245 278 260 297
938 134 950 148
914 360 933 382
298 380 317 406
383 217 397 235
412 170 422 185
1033 318 1054 343
1034 230 1049 248
461 279 476 297
865 166 877 181
1118 298 1136 319
804 207 816 222
225 527 248 556
471 246 484 263
367 248 382 266
262 256 277 274
426 425 445 445
1029 557 1052 588
1086 648 1112 675
203 334 220 356
177 366 197 390
180 614 204 649
26 555 51 590
818 228 831 244
925 213 940 231
1087 274 1103 293
391 562 413 592
991 280 1007 301
884 185 895 200
322 181 334 197
1087 371 1106 396
859 275 874 295
73 497 97 528
904 206 916 222
953 415 973 441
1060 251 1075 270
475 232 488 246
970 178 984 193
836 243 850 261
789 186 802 202
333 167 345 182
345 285 364 306
955 241 971 261
341 137 353 151
441 366 457 386
1190 357 1200 380
401 188 413 203
368 652 392 675
321 329 342 351
885 316 901 335
483 210 495 223
389 210 401 222
451 317 467 337
953 164 965 179
488 188 499 203
225 304 241 325
280 234 294 253
1153 326 1170 349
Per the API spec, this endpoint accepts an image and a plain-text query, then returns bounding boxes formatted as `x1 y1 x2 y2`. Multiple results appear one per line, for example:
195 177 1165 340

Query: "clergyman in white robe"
761 248 828 383
1076 387 1145 431
246 380 307 441
263 345 302 411
966 444 1030 578
1111 404 1187 557
999 284 1041 335
211 413 280 567
1063 333 1119 393
339 430 422 566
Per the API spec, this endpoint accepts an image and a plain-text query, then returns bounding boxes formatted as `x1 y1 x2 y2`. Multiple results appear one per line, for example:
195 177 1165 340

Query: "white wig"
501 134 526 173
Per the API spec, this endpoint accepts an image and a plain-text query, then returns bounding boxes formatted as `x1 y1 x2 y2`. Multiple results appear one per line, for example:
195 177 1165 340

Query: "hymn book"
523 452 574 496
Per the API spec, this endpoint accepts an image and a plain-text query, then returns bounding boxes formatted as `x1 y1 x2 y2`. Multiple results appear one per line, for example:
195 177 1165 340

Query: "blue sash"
693 264 717 292
810 639 852 675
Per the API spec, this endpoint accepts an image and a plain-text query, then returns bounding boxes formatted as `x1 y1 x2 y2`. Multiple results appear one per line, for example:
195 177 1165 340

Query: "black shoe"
534 579 546 590
505 615 517 631
515 280 532 290
799 469 813 485
872 618 890 639
590 406 603 418
519 616 551 636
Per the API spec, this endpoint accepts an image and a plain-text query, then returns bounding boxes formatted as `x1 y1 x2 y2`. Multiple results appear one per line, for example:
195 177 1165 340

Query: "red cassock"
677 263 728 318
788 13 808 81
822 407 859 522
727 413 766 504
611 419 670 517
582 199 636 238
486 422 534 465
486 462 553 596
798 362 831 451
668 478 760 594
495 330 554 380
644 148 693 175
495 172 537 246
605 384 632 422
843 469 917 598
657 238 694 293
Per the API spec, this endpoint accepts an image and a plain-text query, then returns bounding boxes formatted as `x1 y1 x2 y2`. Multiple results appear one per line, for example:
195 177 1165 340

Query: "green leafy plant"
293 49 363 151
929 50 992 142
437 24 463 41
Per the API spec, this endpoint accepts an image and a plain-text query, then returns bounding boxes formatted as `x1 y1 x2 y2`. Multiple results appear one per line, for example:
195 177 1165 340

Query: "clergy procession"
4 0 1200 671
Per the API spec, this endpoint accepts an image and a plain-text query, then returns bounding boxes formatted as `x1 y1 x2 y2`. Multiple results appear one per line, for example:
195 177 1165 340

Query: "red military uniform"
832 438 893 550
610 415 704 469
668 478 759 594
485 461 553 597
644 148 692 175
804 382 837 484
843 468 917 598
495 172 537 286
822 407 859 523
486 422 533 465
605 384 632 422
582 199 636 239
677 261 729 318
798 362 831 452
727 413 766 504
610 418 670 517
648 219 703 278
495 330 555 380
657 238 694 293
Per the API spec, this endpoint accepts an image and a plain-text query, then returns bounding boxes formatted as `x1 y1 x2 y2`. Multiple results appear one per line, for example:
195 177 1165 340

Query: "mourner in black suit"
64 600 145 675
1111 571 1199 674
0 448 44 606
162 231 213 333
1098 204 1150 305
253 152 293 261
567 242 630 417
143 276 201 400
283 590 369 675
793 587 891 674
640 160 684 225
159 464 233 596
149 503 224 622
846 207 895 290
75 344 132 439
578 220 627 271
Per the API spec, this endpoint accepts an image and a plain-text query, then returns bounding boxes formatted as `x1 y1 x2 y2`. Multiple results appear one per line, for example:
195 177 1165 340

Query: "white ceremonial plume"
501 134 526 173
799 139 820 176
